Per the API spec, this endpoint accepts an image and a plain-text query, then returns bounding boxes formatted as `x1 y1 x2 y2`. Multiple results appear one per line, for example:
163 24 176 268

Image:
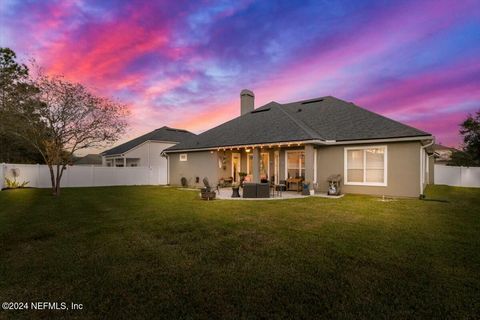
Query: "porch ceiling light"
246 148 251 153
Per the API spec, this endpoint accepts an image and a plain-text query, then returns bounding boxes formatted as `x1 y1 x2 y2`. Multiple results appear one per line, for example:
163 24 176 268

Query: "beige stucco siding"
168 151 221 187
316 141 421 197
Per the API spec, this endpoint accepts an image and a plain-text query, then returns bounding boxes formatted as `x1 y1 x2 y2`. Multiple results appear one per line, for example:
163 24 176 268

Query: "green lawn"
0 186 479 319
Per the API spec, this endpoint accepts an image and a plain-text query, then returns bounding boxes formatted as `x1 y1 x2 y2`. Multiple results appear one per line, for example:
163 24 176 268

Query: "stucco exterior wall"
168 141 425 197
316 141 422 197
168 151 220 187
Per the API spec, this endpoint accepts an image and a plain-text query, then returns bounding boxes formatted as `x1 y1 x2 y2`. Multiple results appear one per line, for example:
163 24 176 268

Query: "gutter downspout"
420 139 434 198
160 151 169 185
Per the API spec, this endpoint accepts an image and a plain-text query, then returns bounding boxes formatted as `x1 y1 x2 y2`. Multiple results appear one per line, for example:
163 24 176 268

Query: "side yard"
0 185 479 319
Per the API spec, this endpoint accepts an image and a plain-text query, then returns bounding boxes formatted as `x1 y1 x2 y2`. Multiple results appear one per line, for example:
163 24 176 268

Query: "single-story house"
101 126 195 184
164 90 435 198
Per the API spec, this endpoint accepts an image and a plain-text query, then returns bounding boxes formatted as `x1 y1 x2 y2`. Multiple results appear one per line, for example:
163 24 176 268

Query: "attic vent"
301 99 324 105
250 108 270 114
297 108 302 112
166 128 188 133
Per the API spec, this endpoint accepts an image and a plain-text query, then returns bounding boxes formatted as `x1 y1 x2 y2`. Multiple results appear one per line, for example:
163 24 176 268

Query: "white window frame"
179 153 188 161
344 145 388 186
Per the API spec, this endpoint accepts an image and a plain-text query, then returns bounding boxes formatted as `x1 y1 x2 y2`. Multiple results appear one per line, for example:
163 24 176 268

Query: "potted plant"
231 183 241 198
239 172 247 187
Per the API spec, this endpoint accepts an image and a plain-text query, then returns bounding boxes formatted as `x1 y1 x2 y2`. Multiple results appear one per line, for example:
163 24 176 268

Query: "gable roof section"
102 126 196 156
74 154 102 165
281 96 430 141
166 96 431 152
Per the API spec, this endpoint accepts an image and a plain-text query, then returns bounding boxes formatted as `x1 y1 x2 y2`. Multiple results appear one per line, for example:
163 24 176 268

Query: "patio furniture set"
201 175 342 200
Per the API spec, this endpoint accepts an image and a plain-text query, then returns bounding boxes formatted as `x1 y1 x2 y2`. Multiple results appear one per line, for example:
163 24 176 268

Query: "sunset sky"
1 0 479 153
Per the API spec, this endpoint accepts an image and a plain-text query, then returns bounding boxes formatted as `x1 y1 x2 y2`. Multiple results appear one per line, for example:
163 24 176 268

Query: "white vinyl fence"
0 163 167 190
434 164 480 188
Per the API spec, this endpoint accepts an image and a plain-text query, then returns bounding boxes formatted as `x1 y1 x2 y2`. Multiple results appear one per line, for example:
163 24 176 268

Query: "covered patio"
214 142 317 191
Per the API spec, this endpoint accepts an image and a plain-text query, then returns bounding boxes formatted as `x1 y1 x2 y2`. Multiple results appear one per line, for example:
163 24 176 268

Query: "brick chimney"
240 89 254 115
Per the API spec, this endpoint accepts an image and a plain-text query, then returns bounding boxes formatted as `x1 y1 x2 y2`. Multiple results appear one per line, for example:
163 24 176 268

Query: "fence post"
0 163 5 190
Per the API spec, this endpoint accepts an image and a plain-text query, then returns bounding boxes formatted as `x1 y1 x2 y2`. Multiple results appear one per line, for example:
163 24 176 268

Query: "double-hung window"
344 146 387 186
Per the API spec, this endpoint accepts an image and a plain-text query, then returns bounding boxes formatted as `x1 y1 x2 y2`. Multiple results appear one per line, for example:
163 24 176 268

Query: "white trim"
420 139 435 195
327 136 432 145
344 145 388 187
313 149 317 183
163 136 433 153
274 150 280 184
167 154 170 185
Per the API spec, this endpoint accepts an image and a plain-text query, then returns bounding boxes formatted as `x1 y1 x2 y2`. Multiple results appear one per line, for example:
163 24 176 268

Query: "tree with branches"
9 73 129 196
0 47 44 163
449 110 480 167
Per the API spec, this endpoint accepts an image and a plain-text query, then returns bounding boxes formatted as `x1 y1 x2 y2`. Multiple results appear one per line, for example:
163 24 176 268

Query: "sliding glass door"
286 150 305 179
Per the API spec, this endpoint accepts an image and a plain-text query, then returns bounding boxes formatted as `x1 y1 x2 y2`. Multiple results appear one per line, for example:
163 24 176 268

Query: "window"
344 146 387 186
179 154 188 161
286 150 305 179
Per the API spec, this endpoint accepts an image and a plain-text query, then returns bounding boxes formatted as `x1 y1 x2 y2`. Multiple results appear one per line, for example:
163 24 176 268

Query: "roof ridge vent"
301 98 324 105
165 128 188 132
251 108 270 114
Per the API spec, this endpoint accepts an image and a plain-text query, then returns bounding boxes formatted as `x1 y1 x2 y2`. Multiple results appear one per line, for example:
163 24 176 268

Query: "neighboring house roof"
433 143 458 151
102 126 196 156
74 154 102 165
166 96 431 152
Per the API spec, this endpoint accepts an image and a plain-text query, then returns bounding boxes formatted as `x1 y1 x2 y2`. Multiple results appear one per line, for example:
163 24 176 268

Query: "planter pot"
231 187 240 198
309 189 315 196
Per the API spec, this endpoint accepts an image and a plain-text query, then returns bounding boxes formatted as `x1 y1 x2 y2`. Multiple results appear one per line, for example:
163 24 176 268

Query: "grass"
0 185 479 319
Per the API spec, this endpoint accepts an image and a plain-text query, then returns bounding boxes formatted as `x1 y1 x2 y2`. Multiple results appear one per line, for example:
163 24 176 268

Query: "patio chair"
201 177 216 200
256 183 270 198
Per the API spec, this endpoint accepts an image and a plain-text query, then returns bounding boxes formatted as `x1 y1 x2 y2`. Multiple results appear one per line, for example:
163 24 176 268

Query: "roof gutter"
164 135 433 153
419 138 435 198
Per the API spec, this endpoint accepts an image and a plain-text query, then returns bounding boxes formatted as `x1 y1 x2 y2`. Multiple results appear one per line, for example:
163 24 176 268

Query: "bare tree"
11 74 129 196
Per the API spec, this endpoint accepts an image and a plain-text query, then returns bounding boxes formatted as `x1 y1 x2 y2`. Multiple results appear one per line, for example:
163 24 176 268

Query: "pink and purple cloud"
1 0 479 150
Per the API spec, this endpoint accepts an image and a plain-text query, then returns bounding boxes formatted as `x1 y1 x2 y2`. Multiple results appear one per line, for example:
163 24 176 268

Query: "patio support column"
304 144 315 190
123 157 127 167
252 148 260 183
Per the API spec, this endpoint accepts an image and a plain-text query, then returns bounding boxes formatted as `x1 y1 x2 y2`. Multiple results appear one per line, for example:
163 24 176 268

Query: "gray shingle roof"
166 96 431 152
102 126 196 156
74 154 102 165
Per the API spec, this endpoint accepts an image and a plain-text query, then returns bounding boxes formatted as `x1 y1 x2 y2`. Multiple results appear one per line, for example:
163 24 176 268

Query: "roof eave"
164 135 434 153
